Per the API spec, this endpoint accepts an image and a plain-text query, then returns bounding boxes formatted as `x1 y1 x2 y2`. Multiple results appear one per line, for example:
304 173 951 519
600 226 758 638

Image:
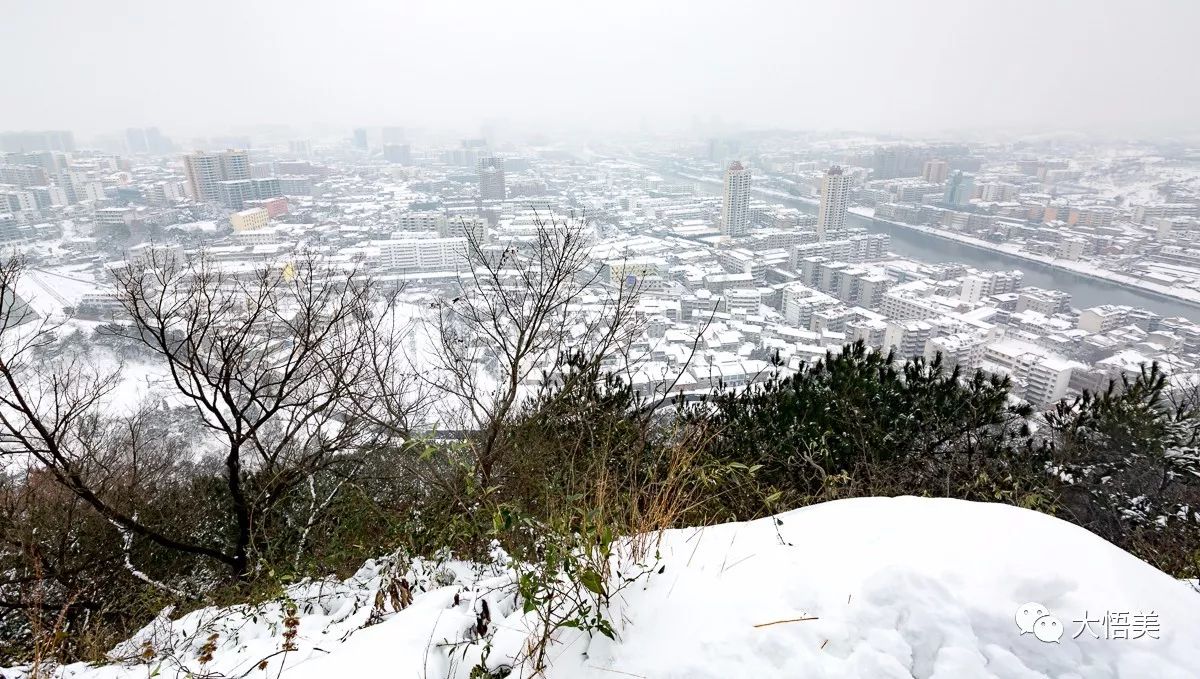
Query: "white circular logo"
1015 602 1063 643
1015 601 1048 635
1034 614 1064 643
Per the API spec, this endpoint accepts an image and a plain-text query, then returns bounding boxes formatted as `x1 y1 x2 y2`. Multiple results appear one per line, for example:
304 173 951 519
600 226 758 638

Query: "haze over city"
4 2 1200 678
3 0 1199 137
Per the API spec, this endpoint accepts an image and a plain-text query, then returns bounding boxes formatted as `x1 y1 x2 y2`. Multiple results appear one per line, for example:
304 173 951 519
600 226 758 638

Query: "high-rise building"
708 138 741 164
183 150 250 203
944 171 975 207
218 180 254 209
125 127 172 155
384 144 411 164
816 166 850 241
453 139 489 168
477 156 505 200
719 161 751 237
922 159 949 184
872 146 926 179
0 130 75 153
287 140 311 158
352 128 369 150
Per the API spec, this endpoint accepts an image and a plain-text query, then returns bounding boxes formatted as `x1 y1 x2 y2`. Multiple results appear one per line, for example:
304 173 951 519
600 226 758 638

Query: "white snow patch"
291 497 1200 679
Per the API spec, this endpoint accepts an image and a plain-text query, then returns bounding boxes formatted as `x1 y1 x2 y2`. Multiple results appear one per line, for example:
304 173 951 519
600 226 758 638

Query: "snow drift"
17 497 1200 679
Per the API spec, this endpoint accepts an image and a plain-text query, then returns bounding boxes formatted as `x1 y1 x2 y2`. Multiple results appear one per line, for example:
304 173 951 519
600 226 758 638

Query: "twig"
720 553 754 575
587 667 648 678
753 616 819 628
718 530 738 573
685 528 704 567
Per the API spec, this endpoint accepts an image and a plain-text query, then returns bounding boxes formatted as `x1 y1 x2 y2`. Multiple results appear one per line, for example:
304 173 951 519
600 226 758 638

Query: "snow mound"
290 497 1200 679
15 497 1200 679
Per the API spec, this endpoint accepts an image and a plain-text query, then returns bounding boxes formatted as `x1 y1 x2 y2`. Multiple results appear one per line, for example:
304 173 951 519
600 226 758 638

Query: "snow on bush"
8 497 1200 679
1 552 473 679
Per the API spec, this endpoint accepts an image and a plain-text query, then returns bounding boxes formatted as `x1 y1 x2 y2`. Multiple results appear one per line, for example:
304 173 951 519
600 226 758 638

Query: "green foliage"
686 341 1038 506
495 351 648 511
493 500 655 673
1042 363 1200 576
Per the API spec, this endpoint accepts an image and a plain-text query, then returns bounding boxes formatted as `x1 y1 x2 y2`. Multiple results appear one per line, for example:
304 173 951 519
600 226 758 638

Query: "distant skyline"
3 0 1199 140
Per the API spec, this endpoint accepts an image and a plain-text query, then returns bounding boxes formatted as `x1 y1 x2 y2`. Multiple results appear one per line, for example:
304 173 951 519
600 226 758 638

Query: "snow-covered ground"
9 497 1200 679
14 266 98 321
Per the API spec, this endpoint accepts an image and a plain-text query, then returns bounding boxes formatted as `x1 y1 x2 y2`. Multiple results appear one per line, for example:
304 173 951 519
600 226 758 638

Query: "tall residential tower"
816 165 850 241
182 150 250 203
944 171 975 207
720 161 751 237
478 156 506 200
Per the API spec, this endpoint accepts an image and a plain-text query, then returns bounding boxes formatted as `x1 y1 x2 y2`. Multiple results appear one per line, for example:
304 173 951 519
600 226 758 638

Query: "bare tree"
347 288 435 444
103 251 379 578
430 213 644 487
0 256 209 567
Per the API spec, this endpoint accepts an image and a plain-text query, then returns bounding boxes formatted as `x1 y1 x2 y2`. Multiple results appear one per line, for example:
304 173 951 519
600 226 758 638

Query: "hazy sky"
2 0 1198 139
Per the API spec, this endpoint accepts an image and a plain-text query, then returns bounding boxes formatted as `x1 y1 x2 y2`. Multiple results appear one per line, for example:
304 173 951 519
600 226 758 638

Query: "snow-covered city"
4 131 1200 410
3 1 1200 678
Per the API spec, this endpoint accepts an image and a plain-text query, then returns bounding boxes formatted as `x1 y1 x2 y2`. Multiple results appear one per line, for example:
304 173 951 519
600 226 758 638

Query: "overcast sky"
2 0 1198 140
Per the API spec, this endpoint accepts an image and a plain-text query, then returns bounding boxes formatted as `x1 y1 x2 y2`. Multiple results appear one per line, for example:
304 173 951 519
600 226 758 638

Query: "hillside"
14 497 1199 679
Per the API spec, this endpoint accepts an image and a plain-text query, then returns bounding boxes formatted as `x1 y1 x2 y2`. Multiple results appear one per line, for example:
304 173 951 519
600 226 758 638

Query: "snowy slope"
14 497 1200 679
288 497 1200 679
